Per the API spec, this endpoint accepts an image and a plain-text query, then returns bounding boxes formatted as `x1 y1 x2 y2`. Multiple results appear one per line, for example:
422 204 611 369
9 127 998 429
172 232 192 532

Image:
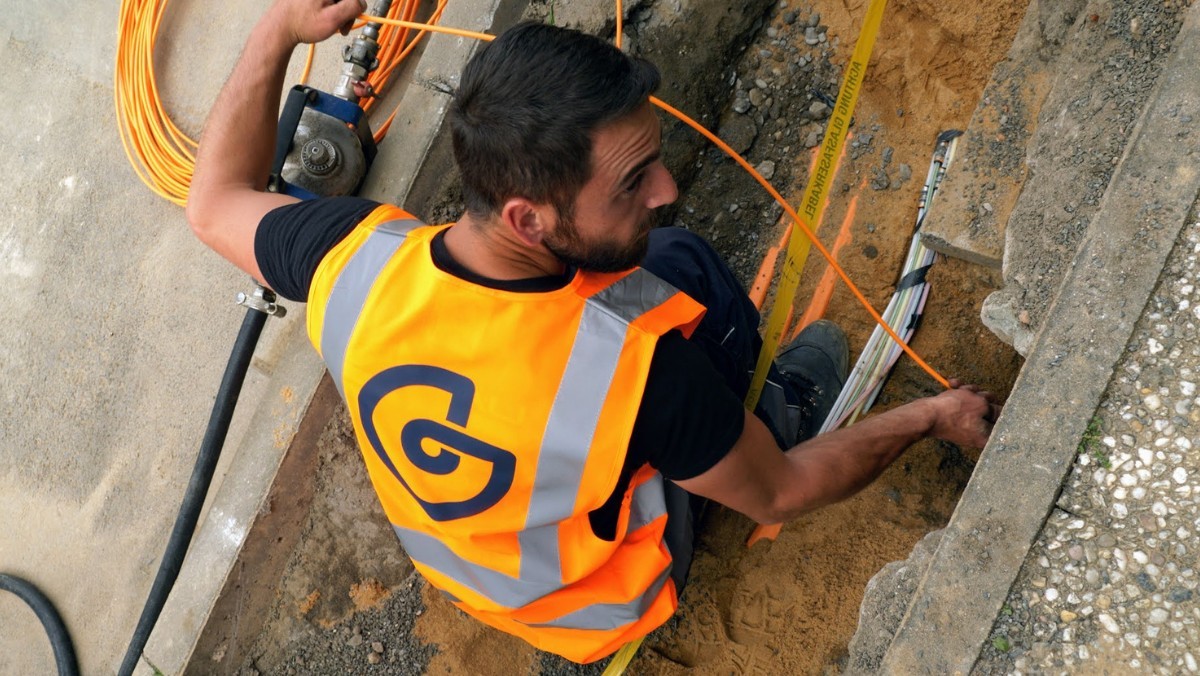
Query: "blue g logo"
358 365 516 521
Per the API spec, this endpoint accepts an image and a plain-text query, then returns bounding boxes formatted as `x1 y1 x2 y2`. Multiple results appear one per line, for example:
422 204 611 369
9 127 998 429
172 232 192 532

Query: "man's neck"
443 214 567 280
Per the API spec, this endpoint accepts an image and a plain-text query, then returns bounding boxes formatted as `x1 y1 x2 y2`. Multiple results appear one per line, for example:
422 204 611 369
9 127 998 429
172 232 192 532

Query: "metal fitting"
331 0 393 101
236 286 287 317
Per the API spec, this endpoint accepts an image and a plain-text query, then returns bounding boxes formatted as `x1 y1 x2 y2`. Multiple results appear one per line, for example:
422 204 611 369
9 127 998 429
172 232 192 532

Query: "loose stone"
1174 467 1189 483
1150 608 1170 624
1098 613 1120 633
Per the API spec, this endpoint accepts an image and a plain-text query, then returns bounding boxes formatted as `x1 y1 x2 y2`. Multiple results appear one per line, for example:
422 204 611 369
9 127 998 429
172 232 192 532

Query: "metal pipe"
332 0 394 101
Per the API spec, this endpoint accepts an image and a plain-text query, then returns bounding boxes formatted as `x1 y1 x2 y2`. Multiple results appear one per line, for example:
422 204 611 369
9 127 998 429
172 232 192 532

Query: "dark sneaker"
775 319 850 441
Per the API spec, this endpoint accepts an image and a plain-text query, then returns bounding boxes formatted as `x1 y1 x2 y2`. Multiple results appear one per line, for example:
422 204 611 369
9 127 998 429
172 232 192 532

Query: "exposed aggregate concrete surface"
977 209 1200 674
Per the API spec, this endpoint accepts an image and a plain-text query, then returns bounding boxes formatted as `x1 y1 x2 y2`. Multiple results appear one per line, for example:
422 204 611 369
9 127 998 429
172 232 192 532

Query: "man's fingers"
327 0 366 32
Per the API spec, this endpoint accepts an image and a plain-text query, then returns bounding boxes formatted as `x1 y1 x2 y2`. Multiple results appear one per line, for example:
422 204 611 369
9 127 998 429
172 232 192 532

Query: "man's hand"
924 379 1001 449
266 0 367 46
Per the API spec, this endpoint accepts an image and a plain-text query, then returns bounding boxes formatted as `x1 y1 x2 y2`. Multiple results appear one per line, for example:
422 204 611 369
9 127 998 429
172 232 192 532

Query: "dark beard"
544 210 653 273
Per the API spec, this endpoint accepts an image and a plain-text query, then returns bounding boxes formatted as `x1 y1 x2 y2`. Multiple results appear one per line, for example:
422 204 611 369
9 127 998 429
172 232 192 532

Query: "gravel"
244 573 436 676
975 212 1200 675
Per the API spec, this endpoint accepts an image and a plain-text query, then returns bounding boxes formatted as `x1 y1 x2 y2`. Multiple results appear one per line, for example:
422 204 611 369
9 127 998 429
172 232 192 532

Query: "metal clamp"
236 286 287 318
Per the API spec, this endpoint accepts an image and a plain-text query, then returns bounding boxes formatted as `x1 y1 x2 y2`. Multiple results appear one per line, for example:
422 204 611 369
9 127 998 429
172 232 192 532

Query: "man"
187 0 999 663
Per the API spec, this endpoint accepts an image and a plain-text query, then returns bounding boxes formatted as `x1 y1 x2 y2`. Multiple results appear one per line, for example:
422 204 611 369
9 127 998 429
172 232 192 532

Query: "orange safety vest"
306 205 706 662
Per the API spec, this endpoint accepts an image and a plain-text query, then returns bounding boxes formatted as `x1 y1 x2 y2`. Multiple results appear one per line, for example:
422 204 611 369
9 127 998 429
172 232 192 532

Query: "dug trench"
196 0 1027 673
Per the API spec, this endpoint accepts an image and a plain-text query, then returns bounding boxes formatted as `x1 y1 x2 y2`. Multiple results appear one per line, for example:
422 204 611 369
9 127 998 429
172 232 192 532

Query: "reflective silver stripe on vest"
367 267 677 629
320 219 421 400
625 471 666 534
396 523 672 631
395 524 545 607
519 269 678 584
526 563 672 630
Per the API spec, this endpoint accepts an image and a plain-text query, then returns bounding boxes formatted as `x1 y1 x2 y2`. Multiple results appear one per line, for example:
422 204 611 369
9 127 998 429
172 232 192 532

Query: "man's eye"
624 173 645 193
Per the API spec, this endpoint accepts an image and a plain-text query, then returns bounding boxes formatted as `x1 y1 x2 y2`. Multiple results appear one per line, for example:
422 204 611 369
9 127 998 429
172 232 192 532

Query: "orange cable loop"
649 95 949 389
117 0 439 204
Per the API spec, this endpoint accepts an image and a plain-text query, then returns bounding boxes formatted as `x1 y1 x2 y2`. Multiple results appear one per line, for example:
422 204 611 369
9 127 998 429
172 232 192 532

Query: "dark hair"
450 21 661 218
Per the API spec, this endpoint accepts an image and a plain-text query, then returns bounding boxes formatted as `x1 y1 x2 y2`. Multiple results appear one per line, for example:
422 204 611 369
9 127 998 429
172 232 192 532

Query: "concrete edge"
879 5 1200 673
136 1 535 672
181 374 344 674
360 0 532 210
141 312 328 675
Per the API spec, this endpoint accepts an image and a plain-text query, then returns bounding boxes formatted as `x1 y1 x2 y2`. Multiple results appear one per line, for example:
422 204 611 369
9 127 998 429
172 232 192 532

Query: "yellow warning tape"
601 636 643 675
744 0 889 410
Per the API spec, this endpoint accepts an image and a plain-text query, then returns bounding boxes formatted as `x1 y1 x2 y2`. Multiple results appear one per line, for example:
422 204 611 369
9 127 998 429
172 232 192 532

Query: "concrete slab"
876 5 1200 671
917 0 1070 268
978 0 1189 355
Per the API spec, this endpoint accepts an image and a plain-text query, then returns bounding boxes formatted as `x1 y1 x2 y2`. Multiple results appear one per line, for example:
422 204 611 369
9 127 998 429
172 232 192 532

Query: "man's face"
543 104 678 272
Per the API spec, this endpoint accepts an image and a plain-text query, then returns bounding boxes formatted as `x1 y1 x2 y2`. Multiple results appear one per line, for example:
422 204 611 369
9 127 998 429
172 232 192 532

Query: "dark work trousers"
638 227 801 594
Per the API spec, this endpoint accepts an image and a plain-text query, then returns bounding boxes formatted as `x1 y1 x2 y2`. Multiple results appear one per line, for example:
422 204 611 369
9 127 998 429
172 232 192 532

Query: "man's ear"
500 197 558 247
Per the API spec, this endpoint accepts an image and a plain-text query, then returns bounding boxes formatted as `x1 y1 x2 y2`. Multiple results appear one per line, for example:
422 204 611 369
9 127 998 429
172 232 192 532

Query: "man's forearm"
185 0 369 279
190 13 299 204
775 399 936 519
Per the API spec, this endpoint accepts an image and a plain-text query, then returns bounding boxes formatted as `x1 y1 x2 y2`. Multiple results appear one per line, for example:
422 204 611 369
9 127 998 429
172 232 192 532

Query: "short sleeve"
254 196 381 302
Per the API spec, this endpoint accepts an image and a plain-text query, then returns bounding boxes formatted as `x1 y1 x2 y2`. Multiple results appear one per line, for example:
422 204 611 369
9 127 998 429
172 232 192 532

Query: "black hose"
0 573 79 676
116 303 269 676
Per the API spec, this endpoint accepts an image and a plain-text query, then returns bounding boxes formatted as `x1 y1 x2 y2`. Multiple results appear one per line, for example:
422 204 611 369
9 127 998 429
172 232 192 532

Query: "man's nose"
646 162 677 209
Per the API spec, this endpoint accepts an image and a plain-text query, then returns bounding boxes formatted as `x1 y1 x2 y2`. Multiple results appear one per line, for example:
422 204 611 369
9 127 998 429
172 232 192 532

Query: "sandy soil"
223 1 1029 674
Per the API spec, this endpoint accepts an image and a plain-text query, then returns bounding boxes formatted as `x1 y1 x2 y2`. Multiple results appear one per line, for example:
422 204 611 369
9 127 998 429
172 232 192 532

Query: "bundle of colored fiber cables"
819 130 963 433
